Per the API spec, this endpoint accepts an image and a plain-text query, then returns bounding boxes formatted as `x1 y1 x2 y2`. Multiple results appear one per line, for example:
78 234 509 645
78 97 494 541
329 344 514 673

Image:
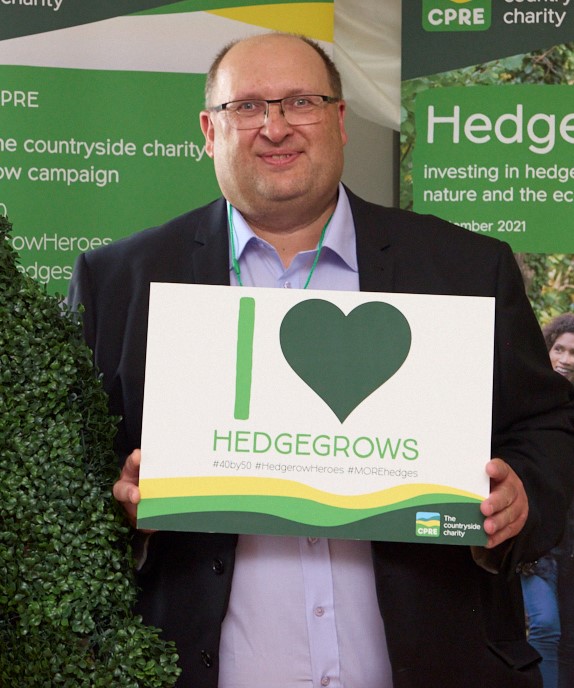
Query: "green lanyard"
228 204 333 289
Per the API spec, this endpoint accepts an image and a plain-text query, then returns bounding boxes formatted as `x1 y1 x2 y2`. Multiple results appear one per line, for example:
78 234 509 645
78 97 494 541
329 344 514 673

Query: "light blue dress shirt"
228 185 359 292
218 186 392 688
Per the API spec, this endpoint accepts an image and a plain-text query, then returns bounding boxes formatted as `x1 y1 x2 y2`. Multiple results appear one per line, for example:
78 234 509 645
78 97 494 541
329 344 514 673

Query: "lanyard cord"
228 203 333 289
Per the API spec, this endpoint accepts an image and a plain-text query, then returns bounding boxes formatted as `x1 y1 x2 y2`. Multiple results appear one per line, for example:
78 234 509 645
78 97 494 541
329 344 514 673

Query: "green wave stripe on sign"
137 502 487 545
138 492 481 526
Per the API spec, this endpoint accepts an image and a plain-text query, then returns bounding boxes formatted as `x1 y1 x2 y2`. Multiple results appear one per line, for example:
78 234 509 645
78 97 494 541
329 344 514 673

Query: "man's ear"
338 100 348 147
200 111 215 158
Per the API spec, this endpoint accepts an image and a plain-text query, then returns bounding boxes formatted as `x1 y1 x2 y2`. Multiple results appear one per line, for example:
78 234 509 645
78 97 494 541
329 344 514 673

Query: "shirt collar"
227 183 358 272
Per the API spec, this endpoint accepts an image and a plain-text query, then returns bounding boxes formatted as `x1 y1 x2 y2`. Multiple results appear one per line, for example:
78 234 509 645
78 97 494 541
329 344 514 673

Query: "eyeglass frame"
207 94 341 129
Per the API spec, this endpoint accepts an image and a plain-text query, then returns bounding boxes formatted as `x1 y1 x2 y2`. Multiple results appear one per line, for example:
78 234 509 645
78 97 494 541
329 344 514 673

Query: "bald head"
205 33 343 107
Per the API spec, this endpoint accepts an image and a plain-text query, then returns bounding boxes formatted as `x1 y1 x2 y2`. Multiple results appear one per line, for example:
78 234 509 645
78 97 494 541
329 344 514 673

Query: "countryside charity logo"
416 511 485 540
416 512 441 537
423 0 492 32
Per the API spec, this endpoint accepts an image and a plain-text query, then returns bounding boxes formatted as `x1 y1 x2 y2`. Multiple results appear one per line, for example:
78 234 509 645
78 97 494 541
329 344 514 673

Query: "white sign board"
139 283 494 545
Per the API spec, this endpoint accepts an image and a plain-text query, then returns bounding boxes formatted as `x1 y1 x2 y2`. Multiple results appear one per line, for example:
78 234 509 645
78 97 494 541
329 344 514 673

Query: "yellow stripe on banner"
206 3 334 42
140 476 485 508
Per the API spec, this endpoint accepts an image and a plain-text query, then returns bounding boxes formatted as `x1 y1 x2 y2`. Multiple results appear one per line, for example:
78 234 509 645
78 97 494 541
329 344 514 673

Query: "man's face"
200 35 347 221
549 332 574 384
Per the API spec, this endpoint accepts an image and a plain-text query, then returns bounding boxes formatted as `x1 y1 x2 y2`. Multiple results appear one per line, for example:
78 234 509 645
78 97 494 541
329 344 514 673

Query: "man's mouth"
261 152 299 165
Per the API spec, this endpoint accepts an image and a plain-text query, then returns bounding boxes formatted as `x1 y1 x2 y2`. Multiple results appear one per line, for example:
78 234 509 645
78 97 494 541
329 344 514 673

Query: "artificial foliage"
0 216 181 686
516 252 574 325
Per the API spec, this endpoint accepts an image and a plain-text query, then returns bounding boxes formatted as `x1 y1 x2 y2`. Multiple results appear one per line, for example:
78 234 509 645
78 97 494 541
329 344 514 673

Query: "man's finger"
112 480 141 505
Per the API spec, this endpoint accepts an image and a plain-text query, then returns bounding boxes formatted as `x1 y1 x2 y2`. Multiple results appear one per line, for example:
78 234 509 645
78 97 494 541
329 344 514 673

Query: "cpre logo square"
416 512 441 538
423 0 492 32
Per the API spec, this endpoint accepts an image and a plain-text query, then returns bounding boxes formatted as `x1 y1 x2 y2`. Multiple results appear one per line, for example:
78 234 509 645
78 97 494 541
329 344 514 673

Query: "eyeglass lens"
226 96 332 129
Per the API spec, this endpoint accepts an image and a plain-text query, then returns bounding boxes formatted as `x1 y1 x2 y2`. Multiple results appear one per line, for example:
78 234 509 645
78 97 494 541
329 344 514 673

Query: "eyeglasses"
209 94 340 130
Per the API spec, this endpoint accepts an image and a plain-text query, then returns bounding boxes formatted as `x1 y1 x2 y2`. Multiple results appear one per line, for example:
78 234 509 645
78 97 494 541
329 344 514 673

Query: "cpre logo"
416 512 441 538
423 0 492 32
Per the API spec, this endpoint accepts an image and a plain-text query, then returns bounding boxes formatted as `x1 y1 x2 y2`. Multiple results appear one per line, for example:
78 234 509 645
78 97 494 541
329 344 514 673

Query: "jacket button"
212 558 225 574
201 650 213 668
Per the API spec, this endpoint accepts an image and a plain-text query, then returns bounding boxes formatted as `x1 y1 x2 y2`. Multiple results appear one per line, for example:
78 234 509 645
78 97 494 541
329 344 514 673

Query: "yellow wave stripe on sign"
140 476 484 508
206 3 334 42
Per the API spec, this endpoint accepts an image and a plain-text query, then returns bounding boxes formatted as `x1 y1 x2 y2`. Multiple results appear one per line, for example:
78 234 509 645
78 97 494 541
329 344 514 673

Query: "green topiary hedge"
0 216 181 686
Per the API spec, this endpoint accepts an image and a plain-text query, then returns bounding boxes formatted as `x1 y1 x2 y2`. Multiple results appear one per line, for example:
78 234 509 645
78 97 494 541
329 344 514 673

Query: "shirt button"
200 650 213 668
321 677 330 686
212 558 225 575
308 537 319 545
283 281 292 288
314 606 325 617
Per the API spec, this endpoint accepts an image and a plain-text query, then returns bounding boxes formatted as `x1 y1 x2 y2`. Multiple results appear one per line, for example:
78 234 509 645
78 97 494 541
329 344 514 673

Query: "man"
68 33 574 688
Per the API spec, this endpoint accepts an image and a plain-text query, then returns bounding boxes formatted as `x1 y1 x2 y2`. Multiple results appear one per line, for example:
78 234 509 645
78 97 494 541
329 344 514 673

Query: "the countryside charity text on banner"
138 283 494 547
401 0 574 253
0 0 334 295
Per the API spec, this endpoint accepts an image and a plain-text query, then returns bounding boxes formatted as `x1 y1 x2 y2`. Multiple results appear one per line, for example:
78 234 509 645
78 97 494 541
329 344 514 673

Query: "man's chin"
257 180 310 204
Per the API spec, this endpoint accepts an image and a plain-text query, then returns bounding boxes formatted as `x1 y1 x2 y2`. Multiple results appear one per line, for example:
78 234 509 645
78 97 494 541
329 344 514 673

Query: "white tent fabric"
335 0 401 131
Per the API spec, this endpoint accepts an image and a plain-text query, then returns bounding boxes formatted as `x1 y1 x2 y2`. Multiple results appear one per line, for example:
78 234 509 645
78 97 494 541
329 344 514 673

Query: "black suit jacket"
68 188 574 688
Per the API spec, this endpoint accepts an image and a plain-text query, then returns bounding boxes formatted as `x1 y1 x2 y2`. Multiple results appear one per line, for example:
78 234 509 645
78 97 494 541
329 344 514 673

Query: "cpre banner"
401 3 574 686
401 0 574 254
0 0 334 294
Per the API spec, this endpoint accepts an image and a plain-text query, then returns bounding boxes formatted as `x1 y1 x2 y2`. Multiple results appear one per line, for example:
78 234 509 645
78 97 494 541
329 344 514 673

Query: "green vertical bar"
234 297 256 420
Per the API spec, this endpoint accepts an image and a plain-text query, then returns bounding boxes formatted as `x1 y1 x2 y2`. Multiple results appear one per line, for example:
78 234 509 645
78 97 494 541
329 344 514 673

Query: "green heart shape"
279 299 412 422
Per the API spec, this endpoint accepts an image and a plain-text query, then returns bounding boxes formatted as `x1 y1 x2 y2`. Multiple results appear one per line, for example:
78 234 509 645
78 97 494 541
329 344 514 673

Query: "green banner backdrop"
401 0 574 255
0 0 334 294
401 3 574 685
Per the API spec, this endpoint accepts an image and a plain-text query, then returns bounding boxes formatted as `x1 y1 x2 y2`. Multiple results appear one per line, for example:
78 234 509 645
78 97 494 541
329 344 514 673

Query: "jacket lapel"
345 187 395 294
189 190 397 293
190 198 231 286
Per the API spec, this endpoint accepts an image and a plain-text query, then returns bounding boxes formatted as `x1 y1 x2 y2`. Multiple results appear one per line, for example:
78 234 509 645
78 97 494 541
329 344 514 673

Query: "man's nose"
260 102 293 138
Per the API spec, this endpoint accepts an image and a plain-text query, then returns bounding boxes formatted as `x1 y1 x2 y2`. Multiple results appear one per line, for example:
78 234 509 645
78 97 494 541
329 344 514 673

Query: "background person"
548 315 574 688
522 313 574 688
